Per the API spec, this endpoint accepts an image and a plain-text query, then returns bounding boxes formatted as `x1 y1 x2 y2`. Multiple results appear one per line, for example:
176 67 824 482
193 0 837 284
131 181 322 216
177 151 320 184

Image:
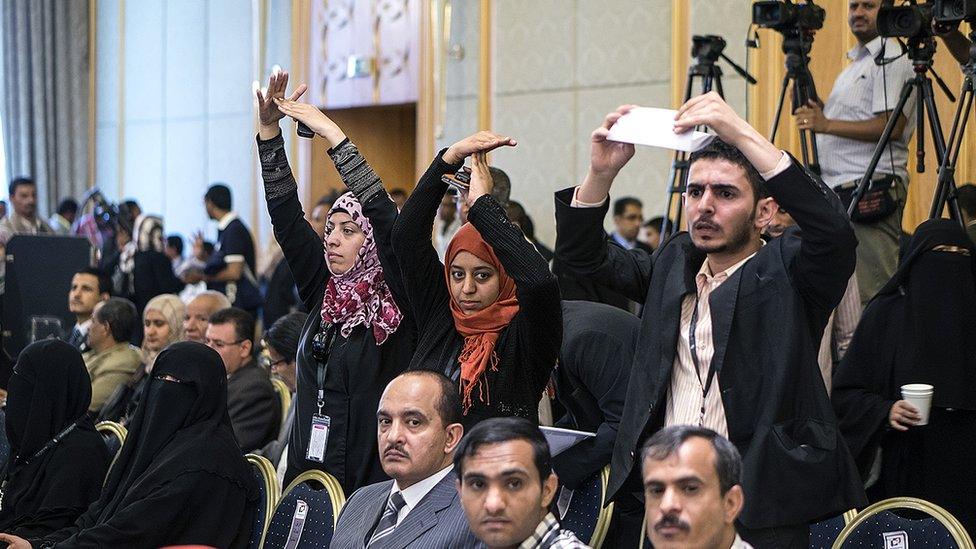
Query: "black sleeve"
390 151 463 334
468 195 562 395
227 374 279 453
257 131 330 311
768 156 858 313
150 252 185 296
326 139 407 304
553 187 654 303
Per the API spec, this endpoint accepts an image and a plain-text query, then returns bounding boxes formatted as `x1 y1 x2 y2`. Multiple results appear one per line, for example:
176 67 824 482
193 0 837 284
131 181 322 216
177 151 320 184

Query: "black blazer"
554 156 866 529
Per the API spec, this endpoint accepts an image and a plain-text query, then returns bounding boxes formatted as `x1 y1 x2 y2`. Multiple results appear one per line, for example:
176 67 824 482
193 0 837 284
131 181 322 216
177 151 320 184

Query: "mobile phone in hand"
441 166 471 194
297 121 314 138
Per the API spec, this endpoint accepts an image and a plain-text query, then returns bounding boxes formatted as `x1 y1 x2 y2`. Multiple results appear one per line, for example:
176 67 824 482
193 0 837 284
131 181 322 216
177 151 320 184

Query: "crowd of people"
0 3 972 548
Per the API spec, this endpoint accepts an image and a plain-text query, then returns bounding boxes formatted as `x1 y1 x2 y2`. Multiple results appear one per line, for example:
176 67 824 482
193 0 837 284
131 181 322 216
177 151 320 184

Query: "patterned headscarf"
141 294 186 370
320 192 402 344
120 215 165 274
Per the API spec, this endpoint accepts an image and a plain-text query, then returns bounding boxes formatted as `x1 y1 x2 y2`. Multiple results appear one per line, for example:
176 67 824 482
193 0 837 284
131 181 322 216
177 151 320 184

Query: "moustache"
382 444 409 459
693 219 720 231
654 514 691 533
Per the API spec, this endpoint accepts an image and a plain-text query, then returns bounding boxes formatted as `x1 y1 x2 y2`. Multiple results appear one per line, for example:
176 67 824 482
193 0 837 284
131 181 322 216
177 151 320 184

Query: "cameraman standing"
794 0 915 306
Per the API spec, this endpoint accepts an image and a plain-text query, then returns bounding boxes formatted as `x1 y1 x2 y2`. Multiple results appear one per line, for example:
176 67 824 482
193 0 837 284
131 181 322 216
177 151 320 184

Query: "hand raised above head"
443 131 517 165
255 68 307 128
589 105 638 178
273 98 346 147
465 152 493 207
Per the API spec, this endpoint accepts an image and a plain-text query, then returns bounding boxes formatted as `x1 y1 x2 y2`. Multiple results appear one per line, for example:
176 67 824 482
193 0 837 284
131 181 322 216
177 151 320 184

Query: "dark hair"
205 184 233 211
75 267 111 296
689 138 768 202
613 196 643 217
94 297 138 343
640 425 742 495
644 216 670 231
122 199 141 212
9 177 35 197
957 184 976 219
488 167 511 206
208 307 255 344
166 234 184 255
263 312 308 363
397 370 462 426
57 198 79 216
201 241 215 256
505 201 536 240
454 417 551 482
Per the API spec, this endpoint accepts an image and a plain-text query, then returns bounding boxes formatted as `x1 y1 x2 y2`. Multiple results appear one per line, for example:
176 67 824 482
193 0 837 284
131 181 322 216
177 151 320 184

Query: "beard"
692 210 756 255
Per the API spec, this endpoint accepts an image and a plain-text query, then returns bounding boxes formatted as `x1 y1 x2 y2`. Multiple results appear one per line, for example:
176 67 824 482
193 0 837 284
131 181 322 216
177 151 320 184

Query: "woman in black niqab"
833 218 976 532
0 341 257 549
0 340 109 538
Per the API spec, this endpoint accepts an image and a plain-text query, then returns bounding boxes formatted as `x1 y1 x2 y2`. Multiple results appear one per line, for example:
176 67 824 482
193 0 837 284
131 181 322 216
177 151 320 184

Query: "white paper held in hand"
607 107 716 152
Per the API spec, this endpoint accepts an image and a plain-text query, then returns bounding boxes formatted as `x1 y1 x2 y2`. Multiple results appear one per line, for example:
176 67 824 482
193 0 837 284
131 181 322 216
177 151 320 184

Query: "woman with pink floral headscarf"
254 69 414 495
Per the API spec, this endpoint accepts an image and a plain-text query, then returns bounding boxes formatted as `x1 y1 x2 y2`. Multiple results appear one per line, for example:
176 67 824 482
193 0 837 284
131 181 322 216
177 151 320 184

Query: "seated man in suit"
331 370 478 549
206 307 279 453
555 92 865 547
255 311 306 481
642 425 751 549
67 267 111 353
83 298 141 412
553 300 640 546
456 417 590 549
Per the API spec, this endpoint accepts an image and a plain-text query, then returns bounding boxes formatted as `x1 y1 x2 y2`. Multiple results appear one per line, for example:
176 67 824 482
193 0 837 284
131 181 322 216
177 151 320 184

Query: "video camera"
933 0 976 22
878 1 935 38
752 0 825 32
691 35 727 64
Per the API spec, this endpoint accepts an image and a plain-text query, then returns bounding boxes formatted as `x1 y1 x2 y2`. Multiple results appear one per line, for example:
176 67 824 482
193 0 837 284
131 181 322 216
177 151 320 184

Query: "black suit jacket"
552 300 637 489
226 360 280 453
554 156 866 528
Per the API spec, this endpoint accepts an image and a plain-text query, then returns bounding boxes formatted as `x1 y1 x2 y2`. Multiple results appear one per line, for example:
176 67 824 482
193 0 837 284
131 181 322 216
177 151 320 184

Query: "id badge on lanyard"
306 413 330 463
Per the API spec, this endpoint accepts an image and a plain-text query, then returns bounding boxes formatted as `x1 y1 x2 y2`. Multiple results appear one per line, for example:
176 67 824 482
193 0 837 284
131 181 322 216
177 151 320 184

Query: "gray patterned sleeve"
257 132 297 201
327 139 385 205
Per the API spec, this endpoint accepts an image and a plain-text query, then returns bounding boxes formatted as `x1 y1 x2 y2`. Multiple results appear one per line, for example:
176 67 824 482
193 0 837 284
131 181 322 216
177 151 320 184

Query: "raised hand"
255 68 307 129
589 105 637 179
443 131 517 165
465 152 493 206
273 98 346 147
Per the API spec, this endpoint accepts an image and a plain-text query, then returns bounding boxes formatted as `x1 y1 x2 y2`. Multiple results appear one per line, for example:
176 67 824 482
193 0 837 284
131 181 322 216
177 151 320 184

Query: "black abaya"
0 341 109 539
32 342 257 549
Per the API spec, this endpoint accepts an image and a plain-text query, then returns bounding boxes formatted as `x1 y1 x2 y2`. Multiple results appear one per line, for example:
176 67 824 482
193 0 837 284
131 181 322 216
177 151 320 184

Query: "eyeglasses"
206 338 246 350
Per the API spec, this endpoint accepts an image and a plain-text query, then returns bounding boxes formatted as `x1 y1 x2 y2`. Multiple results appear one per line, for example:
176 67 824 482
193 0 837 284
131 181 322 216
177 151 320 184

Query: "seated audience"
455 417 589 549
48 198 77 235
641 425 750 549
331 371 477 548
98 294 185 424
833 219 976 533
765 201 860 393
66 267 111 353
610 197 653 253
182 290 231 344
641 215 670 251
391 132 561 427
82 298 141 413
116 215 184 314
554 300 640 545
0 178 52 245
255 311 306 473
0 342 258 548
206 307 279 453
0 341 110 539
259 70 413 493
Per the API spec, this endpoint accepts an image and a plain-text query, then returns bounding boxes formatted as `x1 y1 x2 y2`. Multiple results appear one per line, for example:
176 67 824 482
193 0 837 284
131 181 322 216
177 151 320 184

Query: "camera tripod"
768 29 822 174
928 30 976 223
847 34 964 224
661 36 757 237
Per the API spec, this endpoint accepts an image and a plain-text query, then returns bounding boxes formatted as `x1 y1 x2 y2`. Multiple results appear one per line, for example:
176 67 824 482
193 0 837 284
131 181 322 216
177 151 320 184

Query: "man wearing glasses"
206 307 280 453
611 197 654 254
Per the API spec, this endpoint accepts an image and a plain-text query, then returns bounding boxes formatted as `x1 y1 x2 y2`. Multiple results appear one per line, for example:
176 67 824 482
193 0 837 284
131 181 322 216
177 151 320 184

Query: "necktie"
367 491 407 547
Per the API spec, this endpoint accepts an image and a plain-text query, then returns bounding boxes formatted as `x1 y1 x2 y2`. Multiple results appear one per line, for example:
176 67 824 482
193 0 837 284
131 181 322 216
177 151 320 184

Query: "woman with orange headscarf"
392 132 561 427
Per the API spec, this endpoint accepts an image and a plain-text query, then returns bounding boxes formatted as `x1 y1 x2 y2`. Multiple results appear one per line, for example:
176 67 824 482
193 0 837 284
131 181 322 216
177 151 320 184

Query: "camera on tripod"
880 0 976 39
752 0 825 32
933 0 976 22
691 35 727 64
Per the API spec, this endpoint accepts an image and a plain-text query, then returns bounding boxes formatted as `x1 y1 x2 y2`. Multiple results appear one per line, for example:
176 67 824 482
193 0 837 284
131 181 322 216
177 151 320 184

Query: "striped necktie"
367 491 407 547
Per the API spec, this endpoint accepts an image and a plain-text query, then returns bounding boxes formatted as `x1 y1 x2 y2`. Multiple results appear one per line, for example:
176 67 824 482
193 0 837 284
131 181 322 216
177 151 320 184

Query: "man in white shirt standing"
642 425 753 549
794 0 916 305
330 371 479 548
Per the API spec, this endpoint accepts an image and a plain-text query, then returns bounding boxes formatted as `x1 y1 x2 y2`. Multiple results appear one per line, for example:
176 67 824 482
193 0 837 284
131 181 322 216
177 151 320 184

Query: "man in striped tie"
330 371 480 548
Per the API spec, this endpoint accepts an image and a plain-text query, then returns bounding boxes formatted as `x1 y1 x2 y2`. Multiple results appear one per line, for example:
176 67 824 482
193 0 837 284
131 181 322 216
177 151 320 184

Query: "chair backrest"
260 470 346 549
809 509 857 549
552 465 614 548
247 454 281 549
270 378 291 428
833 497 974 549
95 420 127 460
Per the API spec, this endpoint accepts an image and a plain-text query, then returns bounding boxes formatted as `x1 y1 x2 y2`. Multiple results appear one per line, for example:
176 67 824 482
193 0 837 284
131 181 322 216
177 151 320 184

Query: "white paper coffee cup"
900 384 934 426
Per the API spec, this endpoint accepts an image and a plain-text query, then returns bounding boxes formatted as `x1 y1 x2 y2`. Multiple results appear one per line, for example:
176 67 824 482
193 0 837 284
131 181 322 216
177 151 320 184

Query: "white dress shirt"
389 465 454 526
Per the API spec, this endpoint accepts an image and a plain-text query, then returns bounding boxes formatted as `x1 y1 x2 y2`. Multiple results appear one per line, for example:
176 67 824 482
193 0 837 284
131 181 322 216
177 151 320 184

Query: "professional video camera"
752 0 825 31
878 1 936 38
933 0 976 22
691 35 727 64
